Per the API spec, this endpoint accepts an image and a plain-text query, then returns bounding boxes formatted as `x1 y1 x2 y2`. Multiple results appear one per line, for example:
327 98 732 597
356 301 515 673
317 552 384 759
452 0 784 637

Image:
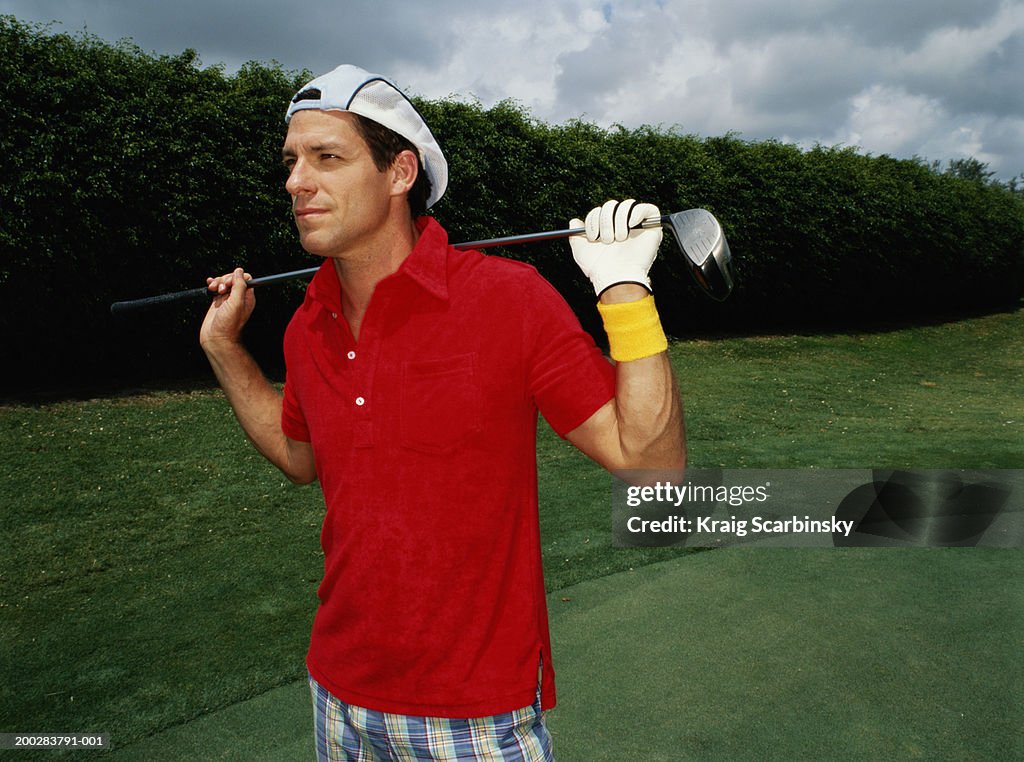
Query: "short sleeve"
523 277 616 438
281 378 311 442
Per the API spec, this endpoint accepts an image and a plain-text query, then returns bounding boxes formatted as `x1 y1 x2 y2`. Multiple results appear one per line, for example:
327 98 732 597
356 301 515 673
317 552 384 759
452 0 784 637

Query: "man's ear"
390 149 419 197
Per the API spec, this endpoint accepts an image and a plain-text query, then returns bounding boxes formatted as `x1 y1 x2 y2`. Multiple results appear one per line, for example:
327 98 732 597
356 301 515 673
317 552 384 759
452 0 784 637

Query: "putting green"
545 548 1023 761
111 548 1022 761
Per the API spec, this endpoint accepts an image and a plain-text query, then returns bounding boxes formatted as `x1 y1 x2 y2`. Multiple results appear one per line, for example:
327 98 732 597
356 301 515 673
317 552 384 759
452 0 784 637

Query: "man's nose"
285 159 314 196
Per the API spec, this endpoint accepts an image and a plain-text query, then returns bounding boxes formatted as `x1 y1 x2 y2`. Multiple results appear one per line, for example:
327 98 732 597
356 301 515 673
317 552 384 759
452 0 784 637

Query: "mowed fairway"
1 309 1022 758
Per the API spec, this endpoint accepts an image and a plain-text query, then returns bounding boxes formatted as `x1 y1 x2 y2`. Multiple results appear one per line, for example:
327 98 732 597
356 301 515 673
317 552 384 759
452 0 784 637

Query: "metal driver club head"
110 208 735 313
662 209 734 302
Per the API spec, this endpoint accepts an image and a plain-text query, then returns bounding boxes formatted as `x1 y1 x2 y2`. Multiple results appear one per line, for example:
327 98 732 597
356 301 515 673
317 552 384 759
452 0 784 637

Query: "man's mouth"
294 207 328 218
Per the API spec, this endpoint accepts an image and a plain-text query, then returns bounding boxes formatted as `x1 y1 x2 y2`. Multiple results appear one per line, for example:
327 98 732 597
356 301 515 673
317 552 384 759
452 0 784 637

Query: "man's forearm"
602 284 685 471
567 283 687 476
203 339 316 484
612 351 686 473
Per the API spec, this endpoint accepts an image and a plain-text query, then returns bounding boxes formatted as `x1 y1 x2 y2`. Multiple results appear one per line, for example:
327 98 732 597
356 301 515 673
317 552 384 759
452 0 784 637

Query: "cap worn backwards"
286 64 448 209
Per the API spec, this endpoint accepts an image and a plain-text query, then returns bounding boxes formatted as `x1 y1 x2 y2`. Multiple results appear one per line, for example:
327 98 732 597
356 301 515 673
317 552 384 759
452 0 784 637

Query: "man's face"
281 110 396 259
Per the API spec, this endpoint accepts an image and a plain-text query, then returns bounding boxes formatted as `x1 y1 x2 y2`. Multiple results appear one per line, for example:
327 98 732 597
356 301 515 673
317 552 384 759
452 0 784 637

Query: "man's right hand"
199 268 255 350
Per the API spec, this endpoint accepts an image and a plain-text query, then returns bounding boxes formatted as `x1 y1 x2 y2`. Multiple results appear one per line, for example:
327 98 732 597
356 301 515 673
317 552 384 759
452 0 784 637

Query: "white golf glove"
569 199 663 296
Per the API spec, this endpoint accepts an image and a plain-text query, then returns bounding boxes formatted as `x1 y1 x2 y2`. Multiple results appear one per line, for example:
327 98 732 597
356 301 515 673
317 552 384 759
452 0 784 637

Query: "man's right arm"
200 268 317 485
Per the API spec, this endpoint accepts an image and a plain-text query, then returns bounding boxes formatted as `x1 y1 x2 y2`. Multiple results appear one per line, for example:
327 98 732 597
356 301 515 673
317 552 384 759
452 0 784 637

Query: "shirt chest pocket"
400 354 482 455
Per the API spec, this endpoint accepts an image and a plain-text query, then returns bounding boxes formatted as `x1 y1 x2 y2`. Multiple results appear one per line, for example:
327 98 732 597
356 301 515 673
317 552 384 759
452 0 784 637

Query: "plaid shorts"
308 674 555 761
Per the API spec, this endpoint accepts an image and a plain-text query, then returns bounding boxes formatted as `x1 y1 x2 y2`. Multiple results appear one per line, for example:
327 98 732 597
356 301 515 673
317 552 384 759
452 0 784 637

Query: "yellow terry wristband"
596 294 668 362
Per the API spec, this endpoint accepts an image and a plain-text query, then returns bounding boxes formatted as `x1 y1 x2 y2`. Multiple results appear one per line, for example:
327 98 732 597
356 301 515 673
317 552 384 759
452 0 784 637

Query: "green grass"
675 315 1023 469
1 309 1021 752
0 392 325 749
545 548 1024 761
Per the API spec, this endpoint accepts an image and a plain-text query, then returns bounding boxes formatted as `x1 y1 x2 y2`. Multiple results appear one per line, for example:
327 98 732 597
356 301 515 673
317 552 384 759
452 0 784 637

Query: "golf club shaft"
455 216 666 250
109 216 669 314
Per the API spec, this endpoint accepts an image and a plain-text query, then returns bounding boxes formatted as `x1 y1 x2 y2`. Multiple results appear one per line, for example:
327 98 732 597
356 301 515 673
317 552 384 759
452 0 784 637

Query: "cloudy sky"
3 0 1022 180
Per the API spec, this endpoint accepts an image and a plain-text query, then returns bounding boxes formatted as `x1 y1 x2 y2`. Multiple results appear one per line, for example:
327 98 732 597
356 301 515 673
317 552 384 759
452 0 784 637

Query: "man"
201 64 684 761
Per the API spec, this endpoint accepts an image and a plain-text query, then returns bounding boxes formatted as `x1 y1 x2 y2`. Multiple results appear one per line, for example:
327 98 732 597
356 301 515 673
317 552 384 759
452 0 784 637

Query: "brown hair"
350 113 432 217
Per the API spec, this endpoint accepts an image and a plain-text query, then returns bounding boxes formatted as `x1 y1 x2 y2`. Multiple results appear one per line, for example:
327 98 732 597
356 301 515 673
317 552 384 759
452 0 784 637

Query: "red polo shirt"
281 217 616 718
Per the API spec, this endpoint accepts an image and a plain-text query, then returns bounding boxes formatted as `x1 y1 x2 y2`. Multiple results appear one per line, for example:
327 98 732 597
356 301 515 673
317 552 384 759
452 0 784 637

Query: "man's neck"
332 217 421 341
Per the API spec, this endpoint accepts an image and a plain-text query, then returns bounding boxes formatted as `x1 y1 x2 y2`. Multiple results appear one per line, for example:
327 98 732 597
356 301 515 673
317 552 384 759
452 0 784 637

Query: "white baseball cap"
285 64 448 209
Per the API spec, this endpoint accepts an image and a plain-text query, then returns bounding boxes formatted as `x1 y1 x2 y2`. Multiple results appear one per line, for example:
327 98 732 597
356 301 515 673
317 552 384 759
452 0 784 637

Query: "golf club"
109 209 733 314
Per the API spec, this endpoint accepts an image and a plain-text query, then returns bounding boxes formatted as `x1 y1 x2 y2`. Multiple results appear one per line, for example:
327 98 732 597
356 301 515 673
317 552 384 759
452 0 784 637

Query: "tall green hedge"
2 16 1022 395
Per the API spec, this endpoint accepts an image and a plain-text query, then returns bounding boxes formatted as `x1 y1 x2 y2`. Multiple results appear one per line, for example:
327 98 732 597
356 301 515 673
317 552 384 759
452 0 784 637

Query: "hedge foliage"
2 16 1022 395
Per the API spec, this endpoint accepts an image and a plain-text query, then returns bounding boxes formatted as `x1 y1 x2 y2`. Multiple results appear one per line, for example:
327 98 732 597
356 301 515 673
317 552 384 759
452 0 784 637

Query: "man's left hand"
569 199 663 296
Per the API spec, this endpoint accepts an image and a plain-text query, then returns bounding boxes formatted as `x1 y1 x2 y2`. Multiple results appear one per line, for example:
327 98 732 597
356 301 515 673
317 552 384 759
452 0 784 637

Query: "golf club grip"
109 267 323 315
109 286 211 315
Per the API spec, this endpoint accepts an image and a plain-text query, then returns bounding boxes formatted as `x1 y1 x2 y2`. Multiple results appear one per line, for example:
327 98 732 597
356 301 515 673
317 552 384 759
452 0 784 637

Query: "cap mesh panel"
358 81 408 113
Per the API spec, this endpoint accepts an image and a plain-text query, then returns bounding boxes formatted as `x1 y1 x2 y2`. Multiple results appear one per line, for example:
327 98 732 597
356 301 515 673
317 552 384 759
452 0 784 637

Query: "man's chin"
297 233 333 258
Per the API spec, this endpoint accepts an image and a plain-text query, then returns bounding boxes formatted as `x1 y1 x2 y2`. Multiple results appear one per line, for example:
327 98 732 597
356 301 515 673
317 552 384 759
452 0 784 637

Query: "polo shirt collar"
306 216 450 313
396 216 450 302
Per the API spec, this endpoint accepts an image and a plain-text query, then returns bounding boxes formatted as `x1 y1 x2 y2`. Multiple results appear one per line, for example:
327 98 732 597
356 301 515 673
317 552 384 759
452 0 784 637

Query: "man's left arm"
564 200 687 477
